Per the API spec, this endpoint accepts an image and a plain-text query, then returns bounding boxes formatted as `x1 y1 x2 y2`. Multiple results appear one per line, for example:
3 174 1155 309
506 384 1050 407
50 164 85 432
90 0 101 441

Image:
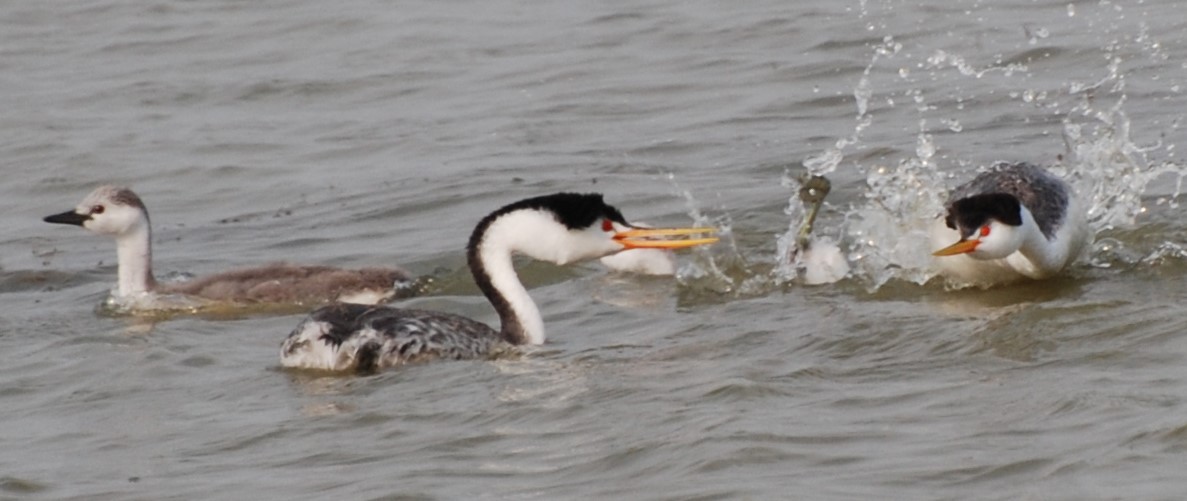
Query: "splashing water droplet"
854 75 873 118
916 133 936 161
804 148 843 176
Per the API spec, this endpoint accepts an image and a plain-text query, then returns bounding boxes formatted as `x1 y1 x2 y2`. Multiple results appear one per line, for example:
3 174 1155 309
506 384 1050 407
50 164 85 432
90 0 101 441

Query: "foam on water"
95 288 334 320
838 132 949 290
664 173 754 296
98 290 214 317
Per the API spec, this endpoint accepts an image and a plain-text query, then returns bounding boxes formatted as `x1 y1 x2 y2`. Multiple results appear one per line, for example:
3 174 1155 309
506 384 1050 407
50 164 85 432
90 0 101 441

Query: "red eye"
979 226 990 237
92 205 105 215
601 219 614 232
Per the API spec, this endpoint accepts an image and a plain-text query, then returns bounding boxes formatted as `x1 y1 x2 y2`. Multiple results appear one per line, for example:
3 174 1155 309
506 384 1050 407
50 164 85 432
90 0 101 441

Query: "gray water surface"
3 0 1187 499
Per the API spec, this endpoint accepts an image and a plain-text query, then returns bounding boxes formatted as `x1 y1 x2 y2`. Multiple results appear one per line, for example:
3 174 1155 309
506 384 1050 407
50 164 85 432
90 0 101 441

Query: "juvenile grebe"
44 185 414 307
280 192 717 372
931 162 1090 285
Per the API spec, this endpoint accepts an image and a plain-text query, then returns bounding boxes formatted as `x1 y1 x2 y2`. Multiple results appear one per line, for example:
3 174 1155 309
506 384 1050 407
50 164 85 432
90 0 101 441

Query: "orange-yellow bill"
932 239 979 256
614 227 719 250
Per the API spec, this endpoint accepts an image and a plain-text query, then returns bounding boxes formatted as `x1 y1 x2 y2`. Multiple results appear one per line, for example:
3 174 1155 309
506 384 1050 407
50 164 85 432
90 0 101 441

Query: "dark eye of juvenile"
92 205 105 214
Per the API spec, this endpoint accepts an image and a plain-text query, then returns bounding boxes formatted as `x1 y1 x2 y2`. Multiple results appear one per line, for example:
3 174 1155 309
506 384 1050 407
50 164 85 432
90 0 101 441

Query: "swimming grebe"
44 185 415 307
931 162 1090 285
280 192 717 372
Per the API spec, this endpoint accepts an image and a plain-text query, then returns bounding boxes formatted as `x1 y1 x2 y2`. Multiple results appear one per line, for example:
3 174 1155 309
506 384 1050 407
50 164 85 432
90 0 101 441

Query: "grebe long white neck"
470 212 547 344
114 215 156 296
44 185 158 297
468 205 631 345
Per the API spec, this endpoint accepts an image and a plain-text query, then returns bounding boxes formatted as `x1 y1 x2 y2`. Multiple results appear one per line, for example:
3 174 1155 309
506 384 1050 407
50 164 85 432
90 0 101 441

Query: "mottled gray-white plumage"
280 303 511 372
946 162 1070 239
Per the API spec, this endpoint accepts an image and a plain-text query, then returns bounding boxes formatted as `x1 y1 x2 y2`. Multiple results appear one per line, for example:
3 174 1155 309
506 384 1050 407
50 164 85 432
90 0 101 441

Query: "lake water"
3 0 1187 499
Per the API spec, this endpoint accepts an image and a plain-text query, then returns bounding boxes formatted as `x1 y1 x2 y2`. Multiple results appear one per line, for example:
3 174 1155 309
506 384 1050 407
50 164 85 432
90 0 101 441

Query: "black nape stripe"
474 192 627 233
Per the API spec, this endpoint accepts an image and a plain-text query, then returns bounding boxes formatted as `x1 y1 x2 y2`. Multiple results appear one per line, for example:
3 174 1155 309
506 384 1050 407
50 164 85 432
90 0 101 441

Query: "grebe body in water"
44 186 414 308
280 192 717 372
930 162 1090 286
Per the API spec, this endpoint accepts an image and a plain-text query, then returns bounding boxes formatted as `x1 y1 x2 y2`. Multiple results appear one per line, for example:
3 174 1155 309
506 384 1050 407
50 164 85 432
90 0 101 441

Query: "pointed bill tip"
44 210 89 227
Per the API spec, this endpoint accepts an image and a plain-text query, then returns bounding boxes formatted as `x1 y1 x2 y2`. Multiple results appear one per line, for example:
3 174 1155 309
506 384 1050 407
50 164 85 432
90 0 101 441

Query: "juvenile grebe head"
43 185 149 237
44 185 157 297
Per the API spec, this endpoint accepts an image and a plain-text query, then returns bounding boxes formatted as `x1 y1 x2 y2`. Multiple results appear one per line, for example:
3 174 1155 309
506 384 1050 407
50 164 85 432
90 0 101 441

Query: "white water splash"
799 238 850 285
925 50 1028 79
774 10 1186 292
773 37 904 286
841 132 950 290
663 172 748 295
802 36 899 178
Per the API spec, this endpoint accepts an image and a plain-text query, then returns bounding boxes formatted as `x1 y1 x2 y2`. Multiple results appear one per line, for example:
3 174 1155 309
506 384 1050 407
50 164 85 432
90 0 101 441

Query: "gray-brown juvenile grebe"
44 185 414 308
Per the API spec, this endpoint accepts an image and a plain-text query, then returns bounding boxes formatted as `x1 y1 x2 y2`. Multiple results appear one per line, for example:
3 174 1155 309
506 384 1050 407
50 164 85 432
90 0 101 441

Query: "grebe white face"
937 220 1026 260
481 210 610 266
79 198 146 237
44 186 148 238
488 213 715 266
934 193 1026 260
478 194 717 267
